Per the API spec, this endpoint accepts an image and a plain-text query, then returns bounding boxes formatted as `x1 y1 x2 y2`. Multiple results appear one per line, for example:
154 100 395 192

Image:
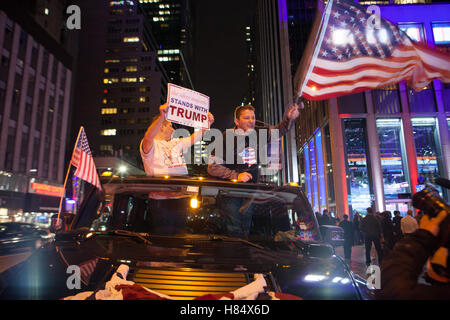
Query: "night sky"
191 0 257 131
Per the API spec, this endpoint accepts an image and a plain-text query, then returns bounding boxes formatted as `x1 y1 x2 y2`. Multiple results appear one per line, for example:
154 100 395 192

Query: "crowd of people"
315 207 423 265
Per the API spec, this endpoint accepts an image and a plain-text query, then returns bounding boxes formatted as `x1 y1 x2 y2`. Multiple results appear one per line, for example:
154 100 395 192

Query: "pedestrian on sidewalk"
381 211 395 254
392 210 403 244
353 212 363 245
361 207 383 266
339 214 354 261
401 209 419 236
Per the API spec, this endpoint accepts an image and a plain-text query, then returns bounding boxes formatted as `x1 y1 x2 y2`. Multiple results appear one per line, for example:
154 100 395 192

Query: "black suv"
0 176 373 300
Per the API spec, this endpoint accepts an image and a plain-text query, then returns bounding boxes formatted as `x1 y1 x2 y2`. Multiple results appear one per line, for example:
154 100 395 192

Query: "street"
0 249 32 273
335 245 379 280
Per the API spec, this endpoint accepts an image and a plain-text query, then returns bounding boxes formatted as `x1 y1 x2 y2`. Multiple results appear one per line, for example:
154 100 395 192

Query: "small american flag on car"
71 127 102 190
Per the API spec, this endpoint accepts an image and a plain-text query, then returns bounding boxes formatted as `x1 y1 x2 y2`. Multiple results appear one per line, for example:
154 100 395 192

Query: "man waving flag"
294 0 450 101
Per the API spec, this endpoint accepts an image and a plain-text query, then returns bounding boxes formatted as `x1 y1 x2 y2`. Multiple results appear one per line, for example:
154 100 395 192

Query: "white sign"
166 83 210 129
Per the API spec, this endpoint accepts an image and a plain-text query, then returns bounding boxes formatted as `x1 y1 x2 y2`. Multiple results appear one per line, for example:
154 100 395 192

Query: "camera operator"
377 209 449 299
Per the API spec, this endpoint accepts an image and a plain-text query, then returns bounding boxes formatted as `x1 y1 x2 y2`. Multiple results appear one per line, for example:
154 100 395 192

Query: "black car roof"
100 175 301 194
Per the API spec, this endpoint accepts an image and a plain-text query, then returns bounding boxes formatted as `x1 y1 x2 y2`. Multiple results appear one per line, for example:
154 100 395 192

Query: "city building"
242 23 257 106
139 0 194 89
255 0 299 184
0 1 75 223
292 1 450 218
71 0 164 170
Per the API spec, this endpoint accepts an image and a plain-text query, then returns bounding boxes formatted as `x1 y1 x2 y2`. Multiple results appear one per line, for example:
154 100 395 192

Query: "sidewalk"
334 244 380 279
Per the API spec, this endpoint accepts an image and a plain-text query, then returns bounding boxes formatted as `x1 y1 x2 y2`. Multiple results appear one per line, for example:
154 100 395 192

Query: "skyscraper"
0 1 75 221
255 0 298 184
72 0 163 168
139 0 194 89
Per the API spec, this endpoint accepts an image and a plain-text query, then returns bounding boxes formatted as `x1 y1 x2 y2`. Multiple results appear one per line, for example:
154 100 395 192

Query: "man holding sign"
140 102 214 176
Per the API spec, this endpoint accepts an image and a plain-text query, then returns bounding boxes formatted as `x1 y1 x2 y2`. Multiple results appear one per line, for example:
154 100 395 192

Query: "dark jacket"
377 229 450 300
360 214 382 239
392 216 402 236
339 220 354 243
207 112 293 182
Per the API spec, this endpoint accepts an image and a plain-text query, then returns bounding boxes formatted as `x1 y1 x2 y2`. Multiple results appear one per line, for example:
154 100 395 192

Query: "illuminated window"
343 119 372 215
101 108 118 114
432 22 450 45
104 68 109 73
101 129 117 136
102 99 108 104
376 118 410 197
412 117 444 195
125 66 137 72
44 8 49 15
105 59 120 63
399 23 425 43
139 96 146 102
104 78 119 84
123 36 139 42
121 77 137 82
100 145 113 151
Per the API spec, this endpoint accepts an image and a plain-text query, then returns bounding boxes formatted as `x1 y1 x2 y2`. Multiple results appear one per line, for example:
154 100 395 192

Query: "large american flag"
295 0 450 101
71 127 102 190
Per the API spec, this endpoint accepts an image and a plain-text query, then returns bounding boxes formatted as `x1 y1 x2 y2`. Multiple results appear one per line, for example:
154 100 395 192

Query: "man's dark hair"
234 105 255 119
343 214 348 220
367 207 373 214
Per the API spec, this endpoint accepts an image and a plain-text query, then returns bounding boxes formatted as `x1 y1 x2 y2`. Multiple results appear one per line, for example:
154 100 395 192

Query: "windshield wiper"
85 229 153 245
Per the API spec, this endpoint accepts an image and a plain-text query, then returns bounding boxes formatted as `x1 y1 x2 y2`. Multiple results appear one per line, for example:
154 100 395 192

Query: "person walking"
339 215 354 261
381 211 395 254
392 210 403 244
361 207 383 266
401 209 419 235
353 212 363 245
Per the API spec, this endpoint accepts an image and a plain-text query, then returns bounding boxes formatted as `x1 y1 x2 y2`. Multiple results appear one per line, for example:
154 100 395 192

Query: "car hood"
0 234 364 300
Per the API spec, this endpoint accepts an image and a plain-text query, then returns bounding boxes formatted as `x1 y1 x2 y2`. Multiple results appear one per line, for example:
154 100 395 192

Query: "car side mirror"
306 243 334 258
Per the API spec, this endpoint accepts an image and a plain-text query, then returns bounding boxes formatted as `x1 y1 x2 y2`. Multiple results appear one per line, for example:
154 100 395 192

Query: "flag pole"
56 126 83 221
293 0 333 105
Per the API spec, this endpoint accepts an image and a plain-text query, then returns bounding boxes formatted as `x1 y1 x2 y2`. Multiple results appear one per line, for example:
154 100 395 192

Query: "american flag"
71 127 102 190
239 147 257 166
294 0 450 101
79 257 99 285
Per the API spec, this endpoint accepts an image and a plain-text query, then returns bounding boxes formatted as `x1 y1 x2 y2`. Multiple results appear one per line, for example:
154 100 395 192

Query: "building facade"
0 2 74 223
139 0 194 89
255 0 299 184
294 2 450 218
72 0 164 169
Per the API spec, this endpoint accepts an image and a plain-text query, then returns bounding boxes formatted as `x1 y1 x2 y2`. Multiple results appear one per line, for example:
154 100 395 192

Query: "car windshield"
86 181 320 243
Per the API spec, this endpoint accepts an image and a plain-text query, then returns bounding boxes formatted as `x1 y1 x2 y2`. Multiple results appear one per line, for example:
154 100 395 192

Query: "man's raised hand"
287 103 300 120
237 172 253 182
160 103 169 117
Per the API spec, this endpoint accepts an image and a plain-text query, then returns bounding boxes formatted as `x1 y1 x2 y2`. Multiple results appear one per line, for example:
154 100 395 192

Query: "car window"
19 224 36 233
0 225 7 233
90 185 320 242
